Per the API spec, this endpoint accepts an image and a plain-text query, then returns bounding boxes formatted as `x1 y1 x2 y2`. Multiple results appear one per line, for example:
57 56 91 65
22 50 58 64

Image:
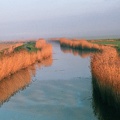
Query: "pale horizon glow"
0 0 120 41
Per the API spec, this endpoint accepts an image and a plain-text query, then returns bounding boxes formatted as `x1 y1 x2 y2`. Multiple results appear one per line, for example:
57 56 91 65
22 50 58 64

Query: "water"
0 41 98 120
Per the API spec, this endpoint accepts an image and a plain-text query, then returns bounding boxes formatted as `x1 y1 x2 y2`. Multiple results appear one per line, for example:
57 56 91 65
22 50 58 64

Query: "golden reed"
0 43 23 55
60 38 103 51
0 39 52 81
0 56 53 105
35 39 46 49
91 46 120 109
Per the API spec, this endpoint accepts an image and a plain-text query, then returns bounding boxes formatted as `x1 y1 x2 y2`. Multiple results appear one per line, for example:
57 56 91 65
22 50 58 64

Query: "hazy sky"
0 0 120 40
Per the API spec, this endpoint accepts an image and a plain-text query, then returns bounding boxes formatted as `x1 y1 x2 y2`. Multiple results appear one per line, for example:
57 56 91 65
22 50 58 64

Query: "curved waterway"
0 41 99 120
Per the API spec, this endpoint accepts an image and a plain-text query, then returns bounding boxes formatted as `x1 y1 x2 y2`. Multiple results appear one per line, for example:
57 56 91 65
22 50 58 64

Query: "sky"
0 0 120 40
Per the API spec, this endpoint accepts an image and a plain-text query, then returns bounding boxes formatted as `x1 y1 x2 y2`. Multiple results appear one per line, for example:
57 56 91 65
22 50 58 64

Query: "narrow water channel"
0 41 99 120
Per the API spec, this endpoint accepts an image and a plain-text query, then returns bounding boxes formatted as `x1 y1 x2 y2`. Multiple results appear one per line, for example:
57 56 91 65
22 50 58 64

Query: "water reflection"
91 47 120 120
0 68 31 106
0 57 53 106
60 45 99 58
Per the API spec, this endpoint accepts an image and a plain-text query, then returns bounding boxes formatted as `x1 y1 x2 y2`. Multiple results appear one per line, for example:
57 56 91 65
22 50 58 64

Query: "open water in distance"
0 41 98 120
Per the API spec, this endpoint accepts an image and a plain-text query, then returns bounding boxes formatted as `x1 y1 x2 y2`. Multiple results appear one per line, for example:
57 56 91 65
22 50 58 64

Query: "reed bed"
0 56 53 105
92 79 120 120
60 38 103 51
0 43 23 55
0 40 52 81
91 46 120 109
35 39 46 49
0 43 23 51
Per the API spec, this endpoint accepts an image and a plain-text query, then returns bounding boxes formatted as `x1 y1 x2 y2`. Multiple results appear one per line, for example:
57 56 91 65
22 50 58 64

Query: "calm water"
0 41 98 120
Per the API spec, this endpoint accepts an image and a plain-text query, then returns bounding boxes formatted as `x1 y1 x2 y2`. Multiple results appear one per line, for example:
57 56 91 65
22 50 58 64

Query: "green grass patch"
14 41 39 52
24 41 38 52
14 45 25 51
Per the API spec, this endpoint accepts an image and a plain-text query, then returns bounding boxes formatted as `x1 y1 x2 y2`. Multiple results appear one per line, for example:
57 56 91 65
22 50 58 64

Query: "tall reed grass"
92 78 120 120
91 46 120 109
0 43 23 55
35 39 46 49
60 38 102 51
0 40 52 81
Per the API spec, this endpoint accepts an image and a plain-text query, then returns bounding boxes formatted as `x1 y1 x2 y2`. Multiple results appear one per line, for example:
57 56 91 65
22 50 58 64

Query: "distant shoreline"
0 36 120 44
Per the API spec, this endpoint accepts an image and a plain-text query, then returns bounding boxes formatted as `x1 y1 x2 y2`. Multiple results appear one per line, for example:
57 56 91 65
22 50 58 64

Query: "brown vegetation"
60 38 103 51
91 46 120 109
92 78 120 120
35 39 46 49
0 43 23 55
0 40 52 81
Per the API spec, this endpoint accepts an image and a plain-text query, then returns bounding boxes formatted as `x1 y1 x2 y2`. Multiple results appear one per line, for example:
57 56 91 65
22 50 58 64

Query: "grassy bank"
0 39 52 81
89 39 120 51
60 38 103 51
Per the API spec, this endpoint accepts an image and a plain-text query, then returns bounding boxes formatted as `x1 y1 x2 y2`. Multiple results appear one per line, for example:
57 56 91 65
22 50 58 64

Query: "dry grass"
60 38 103 51
0 40 52 81
0 43 23 55
35 39 46 49
91 46 120 109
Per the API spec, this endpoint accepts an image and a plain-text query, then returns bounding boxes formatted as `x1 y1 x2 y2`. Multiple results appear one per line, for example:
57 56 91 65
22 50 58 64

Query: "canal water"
0 41 98 120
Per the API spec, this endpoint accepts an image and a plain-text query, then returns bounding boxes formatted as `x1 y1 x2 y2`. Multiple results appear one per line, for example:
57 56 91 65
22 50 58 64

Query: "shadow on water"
91 47 120 120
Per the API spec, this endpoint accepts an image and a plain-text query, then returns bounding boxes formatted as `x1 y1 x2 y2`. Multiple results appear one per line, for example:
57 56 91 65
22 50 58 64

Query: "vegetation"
90 39 120 51
92 77 120 120
91 46 120 110
60 38 104 51
0 39 52 81
14 41 39 52
0 40 47 54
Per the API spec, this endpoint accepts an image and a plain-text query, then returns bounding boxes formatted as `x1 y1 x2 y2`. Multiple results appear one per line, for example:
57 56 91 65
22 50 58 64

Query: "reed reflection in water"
91 47 120 119
0 56 53 106
60 45 99 58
